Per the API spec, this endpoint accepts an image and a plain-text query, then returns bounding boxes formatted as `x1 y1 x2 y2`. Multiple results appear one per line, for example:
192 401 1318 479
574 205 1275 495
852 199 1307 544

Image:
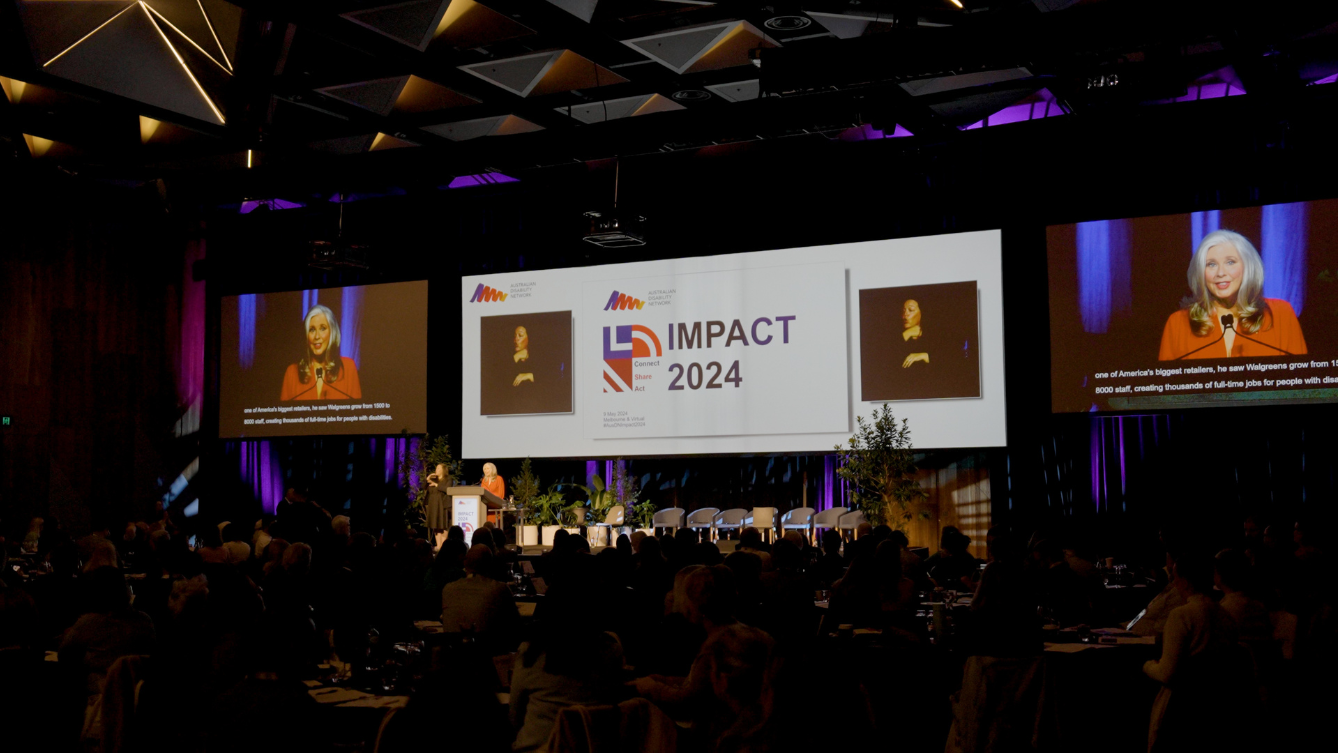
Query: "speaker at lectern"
446 486 506 546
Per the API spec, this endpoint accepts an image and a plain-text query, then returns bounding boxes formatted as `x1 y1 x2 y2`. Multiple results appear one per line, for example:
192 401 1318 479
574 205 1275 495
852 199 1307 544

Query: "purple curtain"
238 441 285 514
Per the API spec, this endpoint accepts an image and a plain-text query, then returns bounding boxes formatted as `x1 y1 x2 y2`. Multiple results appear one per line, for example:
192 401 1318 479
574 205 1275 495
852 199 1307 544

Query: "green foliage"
396 434 461 527
611 460 640 509
833 405 927 529
632 499 658 529
510 458 541 510
572 474 618 527
525 485 565 527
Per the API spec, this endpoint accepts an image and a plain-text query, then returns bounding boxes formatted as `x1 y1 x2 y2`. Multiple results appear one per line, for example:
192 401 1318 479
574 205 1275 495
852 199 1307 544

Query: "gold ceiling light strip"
43 2 138 68
196 0 233 71
144 2 232 74
140 1 226 124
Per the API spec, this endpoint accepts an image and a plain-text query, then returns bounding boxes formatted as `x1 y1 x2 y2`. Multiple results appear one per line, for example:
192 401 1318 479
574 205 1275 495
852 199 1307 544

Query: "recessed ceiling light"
671 89 710 101
765 16 812 31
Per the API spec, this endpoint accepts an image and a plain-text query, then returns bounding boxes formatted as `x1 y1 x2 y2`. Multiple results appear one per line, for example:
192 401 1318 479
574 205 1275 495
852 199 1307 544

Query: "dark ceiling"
2 0 1337 205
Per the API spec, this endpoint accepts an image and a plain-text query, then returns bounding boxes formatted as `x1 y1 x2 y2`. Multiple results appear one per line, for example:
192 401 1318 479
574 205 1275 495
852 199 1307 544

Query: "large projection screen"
1048 199 1338 413
462 231 1005 457
219 280 428 438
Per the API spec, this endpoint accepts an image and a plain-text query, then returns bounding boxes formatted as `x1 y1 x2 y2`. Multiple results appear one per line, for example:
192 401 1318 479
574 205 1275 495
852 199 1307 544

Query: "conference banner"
583 263 849 440
461 230 1006 457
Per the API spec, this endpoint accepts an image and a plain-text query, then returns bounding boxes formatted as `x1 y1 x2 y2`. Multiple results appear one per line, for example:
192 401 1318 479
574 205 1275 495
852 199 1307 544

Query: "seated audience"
924 526 979 589
509 592 626 752
440 545 520 651
1143 551 1244 751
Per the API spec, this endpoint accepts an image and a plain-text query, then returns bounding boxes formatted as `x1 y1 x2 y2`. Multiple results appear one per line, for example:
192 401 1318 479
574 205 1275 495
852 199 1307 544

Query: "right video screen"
1048 198 1338 412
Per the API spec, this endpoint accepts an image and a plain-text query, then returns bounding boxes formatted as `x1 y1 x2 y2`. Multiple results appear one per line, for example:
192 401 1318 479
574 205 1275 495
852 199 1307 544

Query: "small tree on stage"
834 405 927 530
397 434 460 528
510 458 541 525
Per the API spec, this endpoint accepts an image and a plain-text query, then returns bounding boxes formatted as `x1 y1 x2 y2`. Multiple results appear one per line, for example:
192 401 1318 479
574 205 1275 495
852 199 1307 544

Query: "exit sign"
1 416 10 426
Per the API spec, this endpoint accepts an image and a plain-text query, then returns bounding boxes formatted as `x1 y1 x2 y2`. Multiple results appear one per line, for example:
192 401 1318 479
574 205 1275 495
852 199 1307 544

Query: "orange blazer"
280 356 363 400
480 475 505 499
1158 299 1307 360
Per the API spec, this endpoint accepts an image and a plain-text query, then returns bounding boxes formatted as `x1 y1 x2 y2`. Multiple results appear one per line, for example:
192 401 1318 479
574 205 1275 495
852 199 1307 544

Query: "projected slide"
1049 198 1338 412
219 281 428 438
462 231 1005 457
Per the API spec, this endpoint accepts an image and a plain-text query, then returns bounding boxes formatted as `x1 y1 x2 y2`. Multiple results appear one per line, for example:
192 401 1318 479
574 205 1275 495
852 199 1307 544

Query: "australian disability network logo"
468 283 507 302
604 290 645 310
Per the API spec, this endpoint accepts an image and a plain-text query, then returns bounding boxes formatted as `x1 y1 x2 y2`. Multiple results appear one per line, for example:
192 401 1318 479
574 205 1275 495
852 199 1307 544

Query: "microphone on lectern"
1221 313 1234 330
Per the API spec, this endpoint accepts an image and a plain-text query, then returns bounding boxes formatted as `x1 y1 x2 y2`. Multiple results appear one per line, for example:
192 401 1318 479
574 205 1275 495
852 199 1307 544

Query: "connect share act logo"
602 324 662 393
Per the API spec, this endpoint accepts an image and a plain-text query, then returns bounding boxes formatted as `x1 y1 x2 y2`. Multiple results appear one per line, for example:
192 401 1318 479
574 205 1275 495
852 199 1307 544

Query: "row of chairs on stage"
595 506 868 543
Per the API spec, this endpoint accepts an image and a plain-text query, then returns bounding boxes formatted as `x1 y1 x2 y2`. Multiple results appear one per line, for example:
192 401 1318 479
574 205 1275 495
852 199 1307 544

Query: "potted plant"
510 458 542 546
632 500 658 535
834 404 928 532
572 474 618 548
530 488 566 546
559 498 585 538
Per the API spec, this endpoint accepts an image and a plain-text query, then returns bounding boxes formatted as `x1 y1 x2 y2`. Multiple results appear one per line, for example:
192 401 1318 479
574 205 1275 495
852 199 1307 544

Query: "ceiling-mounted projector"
308 240 372 270
583 209 646 248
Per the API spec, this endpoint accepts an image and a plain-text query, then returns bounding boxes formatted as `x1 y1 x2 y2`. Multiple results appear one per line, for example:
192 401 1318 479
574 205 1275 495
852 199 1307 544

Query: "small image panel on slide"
859 281 981 402
480 311 573 416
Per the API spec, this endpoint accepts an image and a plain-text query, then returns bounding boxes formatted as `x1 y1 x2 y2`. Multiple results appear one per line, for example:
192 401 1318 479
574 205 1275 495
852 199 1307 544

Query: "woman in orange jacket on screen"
1158 230 1307 360
280 304 363 400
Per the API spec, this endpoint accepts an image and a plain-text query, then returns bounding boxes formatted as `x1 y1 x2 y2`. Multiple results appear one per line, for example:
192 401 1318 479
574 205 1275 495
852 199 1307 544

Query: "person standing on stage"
426 463 452 540
480 463 506 499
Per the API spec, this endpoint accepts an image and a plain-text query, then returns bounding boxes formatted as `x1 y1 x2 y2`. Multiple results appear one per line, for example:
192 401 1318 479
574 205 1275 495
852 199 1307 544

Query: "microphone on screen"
316 366 324 398
1175 324 1229 360
1223 312 1296 355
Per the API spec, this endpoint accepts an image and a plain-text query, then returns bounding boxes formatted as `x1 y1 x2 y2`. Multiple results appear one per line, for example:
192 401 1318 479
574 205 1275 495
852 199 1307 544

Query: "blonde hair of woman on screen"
280 304 363 400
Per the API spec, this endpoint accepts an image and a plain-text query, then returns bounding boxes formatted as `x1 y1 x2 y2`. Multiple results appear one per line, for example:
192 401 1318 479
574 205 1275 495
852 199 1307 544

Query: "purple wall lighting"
384 437 418 485
177 239 206 434
1147 67 1245 106
961 88 1065 130
443 172 520 189
1310 73 1338 86
239 441 285 514
239 198 305 214
1090 414 1174 514
837 123 915 141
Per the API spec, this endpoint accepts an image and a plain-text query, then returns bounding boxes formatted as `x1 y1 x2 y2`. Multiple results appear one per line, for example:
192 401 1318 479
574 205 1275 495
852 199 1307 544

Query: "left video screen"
219 280 428 438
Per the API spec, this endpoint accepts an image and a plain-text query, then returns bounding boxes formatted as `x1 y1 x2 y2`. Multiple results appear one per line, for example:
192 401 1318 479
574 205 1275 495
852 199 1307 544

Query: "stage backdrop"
461 231 1005 457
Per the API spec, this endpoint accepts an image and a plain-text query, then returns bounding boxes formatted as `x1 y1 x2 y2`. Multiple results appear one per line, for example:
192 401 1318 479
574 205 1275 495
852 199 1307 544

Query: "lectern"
446 486 507 545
